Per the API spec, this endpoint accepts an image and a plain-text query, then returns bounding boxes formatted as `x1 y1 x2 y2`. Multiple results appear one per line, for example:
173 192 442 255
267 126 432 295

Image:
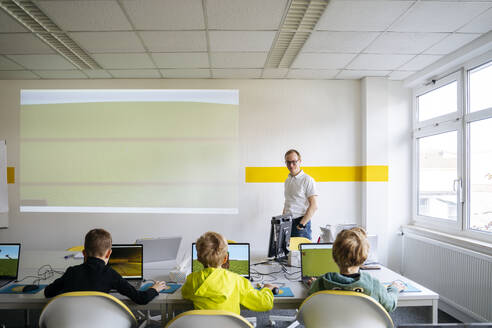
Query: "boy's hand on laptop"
263 283 278 290
390 280 405 293
307 277 317 287
151 281 167 292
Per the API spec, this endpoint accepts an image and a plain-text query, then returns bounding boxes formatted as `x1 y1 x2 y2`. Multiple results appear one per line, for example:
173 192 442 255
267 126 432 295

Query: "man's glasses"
285 160 299 165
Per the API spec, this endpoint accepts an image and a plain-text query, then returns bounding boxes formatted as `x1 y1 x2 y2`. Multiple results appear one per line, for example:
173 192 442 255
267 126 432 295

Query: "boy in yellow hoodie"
182 231 276 314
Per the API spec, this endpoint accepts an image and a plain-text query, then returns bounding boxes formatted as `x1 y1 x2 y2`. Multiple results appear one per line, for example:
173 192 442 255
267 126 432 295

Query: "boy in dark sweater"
45 228 166 304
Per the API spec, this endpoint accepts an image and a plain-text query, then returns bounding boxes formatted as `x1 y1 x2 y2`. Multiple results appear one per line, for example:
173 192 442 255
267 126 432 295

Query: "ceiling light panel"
266 0 330 68
35 0 132 31
0 0 101 69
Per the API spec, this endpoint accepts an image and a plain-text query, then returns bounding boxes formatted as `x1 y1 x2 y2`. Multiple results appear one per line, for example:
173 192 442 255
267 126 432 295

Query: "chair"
39 291 137 328
287 290 394 328
288 236 312 251
164 309 254 328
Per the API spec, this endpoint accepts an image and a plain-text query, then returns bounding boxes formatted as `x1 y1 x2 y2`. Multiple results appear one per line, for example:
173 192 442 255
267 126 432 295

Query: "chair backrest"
39 291 137 328
165 310 254 328
289 236 312 251
298 290 394 328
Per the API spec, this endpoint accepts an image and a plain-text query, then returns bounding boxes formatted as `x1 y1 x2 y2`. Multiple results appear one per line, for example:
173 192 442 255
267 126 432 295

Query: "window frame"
412 51 492 242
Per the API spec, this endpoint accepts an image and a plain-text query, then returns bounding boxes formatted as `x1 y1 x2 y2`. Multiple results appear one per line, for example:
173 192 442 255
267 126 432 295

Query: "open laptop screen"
300 243 338 278
192 243 250 279
0 244 21 279
108 244 143 280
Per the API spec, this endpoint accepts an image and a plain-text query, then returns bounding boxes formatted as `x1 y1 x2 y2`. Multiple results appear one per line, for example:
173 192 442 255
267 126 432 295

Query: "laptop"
135 237 181 263
0 243 21 289
300 243 338 287
192 243 250 279
108 244 144 289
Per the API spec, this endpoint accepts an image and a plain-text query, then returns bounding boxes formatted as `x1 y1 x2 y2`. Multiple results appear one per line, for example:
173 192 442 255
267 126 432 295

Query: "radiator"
403 233 492 322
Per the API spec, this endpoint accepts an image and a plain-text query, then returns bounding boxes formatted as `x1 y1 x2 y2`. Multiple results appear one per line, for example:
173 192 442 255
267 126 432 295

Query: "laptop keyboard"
0 279 13 289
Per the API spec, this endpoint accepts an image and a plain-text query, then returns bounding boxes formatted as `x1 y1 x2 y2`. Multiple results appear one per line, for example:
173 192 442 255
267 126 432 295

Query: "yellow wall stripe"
245 166 388 183
7 167 15 184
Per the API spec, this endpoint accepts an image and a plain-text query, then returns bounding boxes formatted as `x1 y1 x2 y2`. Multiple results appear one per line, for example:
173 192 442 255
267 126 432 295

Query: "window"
413 54 492 239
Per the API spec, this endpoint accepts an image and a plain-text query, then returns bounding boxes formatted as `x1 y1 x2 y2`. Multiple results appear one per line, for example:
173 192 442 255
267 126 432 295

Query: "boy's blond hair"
196 231 228 268
332 227 369 270
84 228 112 258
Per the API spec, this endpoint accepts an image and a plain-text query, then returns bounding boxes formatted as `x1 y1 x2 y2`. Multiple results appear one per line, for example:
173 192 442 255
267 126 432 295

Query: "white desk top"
0 250 438 311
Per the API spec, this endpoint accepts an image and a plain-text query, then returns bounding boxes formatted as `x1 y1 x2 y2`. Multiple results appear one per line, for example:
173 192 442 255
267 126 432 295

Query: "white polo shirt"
284 170 318 218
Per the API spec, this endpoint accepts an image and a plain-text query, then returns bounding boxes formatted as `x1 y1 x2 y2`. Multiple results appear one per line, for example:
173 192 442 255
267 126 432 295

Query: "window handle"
453 179 463 203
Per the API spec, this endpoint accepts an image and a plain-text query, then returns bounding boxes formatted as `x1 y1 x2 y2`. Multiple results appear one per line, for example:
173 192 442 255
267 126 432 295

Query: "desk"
0 251 439 325
165 261 439 324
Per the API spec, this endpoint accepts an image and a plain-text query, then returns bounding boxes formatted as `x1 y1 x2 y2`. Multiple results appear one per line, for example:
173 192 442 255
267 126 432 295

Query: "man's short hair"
284 149 301 159
84 228 112 258
332 227 368 270
196 231 228 268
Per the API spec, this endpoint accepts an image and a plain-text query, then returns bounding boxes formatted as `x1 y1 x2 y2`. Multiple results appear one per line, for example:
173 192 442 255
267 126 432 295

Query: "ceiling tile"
398 54 442 71
206 0 287 30
365 32 447 54
35 70 87 79
209 31 276 52
424 33 481 55
0 56 23 70
287 69 339 79
0 34 54 54
0 70 39 79
83 70 112 79
210 52 267 68
69 32 145 53
390 2 492 32
92 53 155 69
6 54 75 70
160 69 211 78
262 68 289 79
140 31 207 52
36 0 132 31
388 70 416 80
121 0 204 30
317 1 413 31
151 53 209 68
292 53 356 69
108 69 161 78
336 70 390 79
212 69 262 78
0 10 28 32
303 31 380 53
347 54 414 70
458 8 492 33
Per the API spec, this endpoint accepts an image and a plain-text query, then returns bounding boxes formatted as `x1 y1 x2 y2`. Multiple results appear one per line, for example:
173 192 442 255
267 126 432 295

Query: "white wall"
0 78 412 270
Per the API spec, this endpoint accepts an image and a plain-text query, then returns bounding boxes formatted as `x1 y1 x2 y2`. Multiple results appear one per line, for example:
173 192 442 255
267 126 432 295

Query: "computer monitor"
192 243 250 279
108 244 143 280
267 214 292 260
0 243 21 288
300 243 339 278
135 237 181 263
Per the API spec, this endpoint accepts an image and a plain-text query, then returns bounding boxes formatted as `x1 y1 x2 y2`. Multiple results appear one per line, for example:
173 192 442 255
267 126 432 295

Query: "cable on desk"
16 264 64 286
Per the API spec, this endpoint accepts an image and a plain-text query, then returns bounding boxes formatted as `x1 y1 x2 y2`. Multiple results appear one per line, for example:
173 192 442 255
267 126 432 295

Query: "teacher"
283 149 318 240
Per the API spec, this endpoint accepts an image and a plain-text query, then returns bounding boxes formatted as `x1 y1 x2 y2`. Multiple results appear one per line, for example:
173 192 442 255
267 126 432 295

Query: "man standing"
283 149 318 240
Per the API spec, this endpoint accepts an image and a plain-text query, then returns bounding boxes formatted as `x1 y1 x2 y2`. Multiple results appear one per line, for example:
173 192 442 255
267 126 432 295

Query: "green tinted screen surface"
301 246 339 277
